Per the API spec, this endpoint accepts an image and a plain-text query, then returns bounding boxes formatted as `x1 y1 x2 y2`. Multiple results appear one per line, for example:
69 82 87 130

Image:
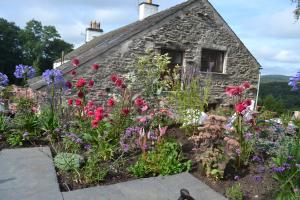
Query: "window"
160 49 183 81
201 49 225 73
161 49 183 70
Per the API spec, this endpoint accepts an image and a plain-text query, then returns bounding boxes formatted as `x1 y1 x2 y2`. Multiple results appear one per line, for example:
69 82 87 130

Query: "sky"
0 0 299 76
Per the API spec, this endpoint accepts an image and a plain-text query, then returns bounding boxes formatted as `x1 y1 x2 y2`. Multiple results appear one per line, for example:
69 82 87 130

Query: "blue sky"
0 0 299 75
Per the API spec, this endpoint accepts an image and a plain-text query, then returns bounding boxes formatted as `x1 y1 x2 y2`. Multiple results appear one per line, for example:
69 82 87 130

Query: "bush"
129 140 191 177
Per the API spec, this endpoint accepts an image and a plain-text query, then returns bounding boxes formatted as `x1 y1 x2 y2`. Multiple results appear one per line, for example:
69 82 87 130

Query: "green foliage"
272 130 300 200
54 152 82 172
259 81 300 112
6 132 23 146
0 114 9 133
129 140 191 177
259 95 285 115
132 50 173 100
198 147 226 180
168 77 211 127
0 18 23 84
39 107 60 133
83 154 108 183
225 183 244 200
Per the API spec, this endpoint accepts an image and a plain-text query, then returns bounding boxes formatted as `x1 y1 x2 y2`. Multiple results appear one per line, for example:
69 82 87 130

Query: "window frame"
200 48 227 74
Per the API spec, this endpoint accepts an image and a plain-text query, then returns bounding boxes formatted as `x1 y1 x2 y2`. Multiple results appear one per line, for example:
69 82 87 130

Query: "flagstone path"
0 147 227 200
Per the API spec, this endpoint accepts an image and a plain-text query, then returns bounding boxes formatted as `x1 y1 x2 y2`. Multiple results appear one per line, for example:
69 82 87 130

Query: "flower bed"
1 54 300 200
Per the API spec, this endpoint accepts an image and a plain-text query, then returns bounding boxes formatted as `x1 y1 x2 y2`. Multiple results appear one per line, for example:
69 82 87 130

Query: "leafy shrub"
225 183 243 200
39 107 60 133
54 152 83 172
6 132 23 146
0 114 10 133
129 140 191 177
83 154 108 183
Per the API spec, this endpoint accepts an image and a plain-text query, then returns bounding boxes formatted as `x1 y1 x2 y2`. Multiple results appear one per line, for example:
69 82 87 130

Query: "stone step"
0 147 63 200
62 172 227 200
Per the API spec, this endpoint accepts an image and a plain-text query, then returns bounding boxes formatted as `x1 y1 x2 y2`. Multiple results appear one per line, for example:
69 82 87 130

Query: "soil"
1 127 279 199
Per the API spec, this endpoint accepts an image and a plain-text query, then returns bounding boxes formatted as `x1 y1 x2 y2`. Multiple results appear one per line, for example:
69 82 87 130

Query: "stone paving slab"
63 172 227 200
0 147 63 200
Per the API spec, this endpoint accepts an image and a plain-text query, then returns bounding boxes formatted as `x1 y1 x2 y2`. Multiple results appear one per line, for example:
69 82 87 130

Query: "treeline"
258 81 300 114
0 18 73 84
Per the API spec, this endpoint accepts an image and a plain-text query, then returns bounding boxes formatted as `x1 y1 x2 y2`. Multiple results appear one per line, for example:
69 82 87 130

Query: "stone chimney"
85 20 103 43
139 0 159 20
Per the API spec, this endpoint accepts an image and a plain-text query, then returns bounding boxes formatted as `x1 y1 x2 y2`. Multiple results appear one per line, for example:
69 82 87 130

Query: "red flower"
76 78 86 88
235 103 246 114
70 70 77 76
78 91 84 98
121 108 130 116
134 97 144 107
72 58 80 67
75 99 82 106
87 101 94 108
107 98 115 107
243 82 251 89
95 106 104 115
95 114 103 121
91 119 99 128
87 111 94 117
243 99 252 107
68 99 73 106
110 74 118 82
92 64 100 70
225 86 244 96
115 78 123 87
89 80 94 87
65 81 72 89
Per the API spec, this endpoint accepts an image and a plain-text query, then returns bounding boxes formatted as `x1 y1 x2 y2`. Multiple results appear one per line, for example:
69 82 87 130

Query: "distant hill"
261 75 290 83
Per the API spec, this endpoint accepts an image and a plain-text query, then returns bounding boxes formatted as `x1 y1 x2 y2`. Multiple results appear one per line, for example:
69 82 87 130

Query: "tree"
19 19 73 74
291 0 300 19
0 18 23 84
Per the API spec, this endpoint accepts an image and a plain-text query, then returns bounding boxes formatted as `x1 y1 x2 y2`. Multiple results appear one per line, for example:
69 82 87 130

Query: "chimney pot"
147 0 152 4
139 1 159 20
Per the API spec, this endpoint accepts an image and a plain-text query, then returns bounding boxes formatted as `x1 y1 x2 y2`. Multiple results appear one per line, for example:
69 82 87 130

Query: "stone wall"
64 0 260 106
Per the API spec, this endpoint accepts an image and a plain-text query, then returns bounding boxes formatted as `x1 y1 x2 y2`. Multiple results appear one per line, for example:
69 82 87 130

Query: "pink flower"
225 86 244 96
70 70 77 76
87 101 94 108
76 78 86 88
235 103 246 114
110 74 118 82
92 64 100 70
75 99 82 106
65 81 72 89
115 78 123 87
68 99 73 106
121 108 130 116
138 116 147 123
141 104 149 112
91 119 99 128
87 111 94 117
72 58 80 67
243 82 251 89
134 97 144 107
107 98 115 107
243 99 252 107
95 106 104 115
88 79 94 87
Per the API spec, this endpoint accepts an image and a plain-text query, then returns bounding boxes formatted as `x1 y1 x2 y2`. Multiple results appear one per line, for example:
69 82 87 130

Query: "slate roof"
29 0 260 90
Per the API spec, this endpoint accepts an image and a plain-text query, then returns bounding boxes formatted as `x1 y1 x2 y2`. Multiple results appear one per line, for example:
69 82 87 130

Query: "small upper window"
161 49 183 69
201 49 225 73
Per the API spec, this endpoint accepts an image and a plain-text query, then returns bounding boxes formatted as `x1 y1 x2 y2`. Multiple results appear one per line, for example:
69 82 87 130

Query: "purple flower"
84 144 91 151
0 72 9 86
244 132 253 140
251 155 261 162
234 175 240 180
253 175 263 182
23 131 29 138
14 64 36 79
289 72 300 91
236 149 241 156
273 167 286 173
42 69 65 87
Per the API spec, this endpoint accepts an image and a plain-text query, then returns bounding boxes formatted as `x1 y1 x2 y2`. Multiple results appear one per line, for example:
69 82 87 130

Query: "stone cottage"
30 0 261 106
